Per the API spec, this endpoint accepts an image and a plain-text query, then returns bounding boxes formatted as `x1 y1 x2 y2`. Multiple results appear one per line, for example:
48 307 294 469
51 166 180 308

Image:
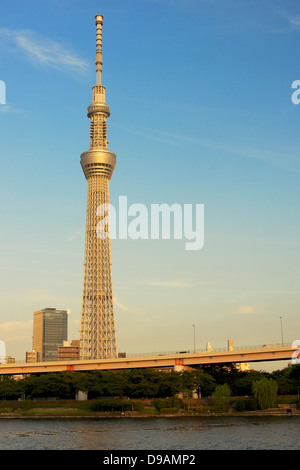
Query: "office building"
32 308 68 362
57 340 80 361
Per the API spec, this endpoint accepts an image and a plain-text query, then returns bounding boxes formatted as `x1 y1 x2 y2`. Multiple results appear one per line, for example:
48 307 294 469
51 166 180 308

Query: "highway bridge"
0 343 298 375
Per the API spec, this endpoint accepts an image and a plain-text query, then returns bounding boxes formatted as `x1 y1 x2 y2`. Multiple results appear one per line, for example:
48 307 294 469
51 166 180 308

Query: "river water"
0 416 299 450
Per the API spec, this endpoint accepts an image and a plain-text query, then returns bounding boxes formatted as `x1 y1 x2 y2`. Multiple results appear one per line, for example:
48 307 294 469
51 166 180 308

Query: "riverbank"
0 408 299 418
0 397 299 418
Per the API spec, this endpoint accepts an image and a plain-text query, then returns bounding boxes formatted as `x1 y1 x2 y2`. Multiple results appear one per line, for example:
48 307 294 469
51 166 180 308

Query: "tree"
21 372 78 399
200 363 245 395
190 369 215 398
234 370 266 396
288 364 300 381
123 369 160 398
176 371 194 397
157 371 181 397
78 371 106 398
212 383 231 411
252 377 278 410
0 376 23 399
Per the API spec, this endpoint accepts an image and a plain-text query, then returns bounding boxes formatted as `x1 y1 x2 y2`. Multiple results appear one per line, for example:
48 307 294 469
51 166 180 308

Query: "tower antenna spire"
79 15 117 360
95 14 103 85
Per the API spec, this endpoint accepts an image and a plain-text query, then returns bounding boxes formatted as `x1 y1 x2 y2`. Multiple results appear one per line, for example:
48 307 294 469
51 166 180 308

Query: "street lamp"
280 316 284 346
193 324 196 352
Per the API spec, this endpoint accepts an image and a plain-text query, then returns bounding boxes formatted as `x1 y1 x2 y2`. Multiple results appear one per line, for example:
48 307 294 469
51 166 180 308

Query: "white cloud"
25 288 55 303
0 320 32 344
0 320 32 333
235 305 265 315
0 321 32 359
0 28 88 74
236 306 255 315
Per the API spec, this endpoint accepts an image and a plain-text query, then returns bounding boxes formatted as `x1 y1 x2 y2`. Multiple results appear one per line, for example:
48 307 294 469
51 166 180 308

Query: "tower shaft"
79 15 117 360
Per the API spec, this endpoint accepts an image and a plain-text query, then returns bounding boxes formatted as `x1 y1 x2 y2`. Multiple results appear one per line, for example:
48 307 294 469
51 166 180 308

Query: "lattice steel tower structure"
79 15 117 359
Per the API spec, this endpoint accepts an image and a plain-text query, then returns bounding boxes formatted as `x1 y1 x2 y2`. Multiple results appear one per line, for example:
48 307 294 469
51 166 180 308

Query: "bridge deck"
0 345 297 375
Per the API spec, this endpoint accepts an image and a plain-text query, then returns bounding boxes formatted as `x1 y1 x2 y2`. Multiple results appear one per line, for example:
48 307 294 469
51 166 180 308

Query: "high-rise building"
79 15 117 360
32 308 68 362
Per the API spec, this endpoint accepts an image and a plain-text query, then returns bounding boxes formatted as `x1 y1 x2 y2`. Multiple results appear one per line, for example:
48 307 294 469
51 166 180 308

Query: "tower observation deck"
79 15 117 359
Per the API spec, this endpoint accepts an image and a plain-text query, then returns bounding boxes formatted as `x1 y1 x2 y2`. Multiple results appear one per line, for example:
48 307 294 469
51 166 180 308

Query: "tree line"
0 363 299 401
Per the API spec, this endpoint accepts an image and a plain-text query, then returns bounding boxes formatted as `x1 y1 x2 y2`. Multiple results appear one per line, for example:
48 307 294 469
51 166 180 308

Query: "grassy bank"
0 396 299 417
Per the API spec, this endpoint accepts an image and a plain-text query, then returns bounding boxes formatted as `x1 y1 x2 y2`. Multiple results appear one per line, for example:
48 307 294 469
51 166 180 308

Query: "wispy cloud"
124 125 299 172
0 28 88 74
114 297 129 312
67 231 81 242
0 104 21 114
24 288 74 308
113 124 183 147
288 14 300 29
137 279 193 287
149 0 300 34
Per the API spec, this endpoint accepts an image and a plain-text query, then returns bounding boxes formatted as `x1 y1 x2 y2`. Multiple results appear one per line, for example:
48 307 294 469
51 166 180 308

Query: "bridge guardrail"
2 342 294 365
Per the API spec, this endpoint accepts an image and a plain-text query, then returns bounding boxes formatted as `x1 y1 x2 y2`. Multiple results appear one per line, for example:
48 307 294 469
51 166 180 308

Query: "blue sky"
0 0 299 370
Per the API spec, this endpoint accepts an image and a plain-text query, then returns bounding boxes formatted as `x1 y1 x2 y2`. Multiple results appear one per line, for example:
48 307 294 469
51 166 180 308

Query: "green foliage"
190 370 215 397
159 407 179 414
153 399 167 411
212 383 231 411
19 399 34 411
123 369 160 398
0 376 23 399
245 398 258 411
276 396 300 405
21 372 77 399
235 399 246 411
0 363 298 403
200 364 240 394
234 370 266 396
272 365 300 395
167 395 182 408
287 364 300 381
89 398 134 412
252 377 278 410
157 371 182 397
153 396 182 413
133 402 144 412
0 407 13 413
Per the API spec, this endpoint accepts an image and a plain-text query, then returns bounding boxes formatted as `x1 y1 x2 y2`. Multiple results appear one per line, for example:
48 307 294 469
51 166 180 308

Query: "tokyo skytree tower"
79 15 117 359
